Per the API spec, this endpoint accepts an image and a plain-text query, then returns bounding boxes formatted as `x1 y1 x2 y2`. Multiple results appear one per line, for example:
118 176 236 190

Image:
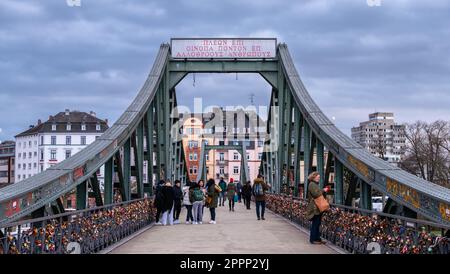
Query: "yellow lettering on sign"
387 177 419 208
439 203 450 221
347 155 369 178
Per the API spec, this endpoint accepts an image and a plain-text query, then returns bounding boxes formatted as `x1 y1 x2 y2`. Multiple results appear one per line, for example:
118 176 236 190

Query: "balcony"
216 160 229 165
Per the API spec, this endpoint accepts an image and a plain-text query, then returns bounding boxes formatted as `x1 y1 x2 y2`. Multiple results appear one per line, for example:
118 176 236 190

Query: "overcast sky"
1 0 449 142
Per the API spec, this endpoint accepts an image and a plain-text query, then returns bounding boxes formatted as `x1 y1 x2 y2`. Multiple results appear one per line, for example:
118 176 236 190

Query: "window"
67 199 72 208
40 136 44 145
33 163 37 169
66 136 71 145
247 153 250 160
96 124 101 131
34 152 37 157
18 142 21 148
23 142 26 148
219 167 224 174
23 164 26 170
81 136 86 145
189 153 193 161
50 150 57 160
51 136 56 145
219 153 225 161
81 124 86 131
193 166 197 174
18 164 21 169
40 149 44 160
18 175 21 180
258 153 262 160
23 153 26 159
40 164 44 172
66 124 71 131
189 167 193 174
29 152 32 159
193 153 198 160
65 150 71 159
233 166 239 174
18 153 21 158
29 141 32 147
205 154 209 161
52 124 56 131
28 163 31 170
233 153 239 160
258 141 264 147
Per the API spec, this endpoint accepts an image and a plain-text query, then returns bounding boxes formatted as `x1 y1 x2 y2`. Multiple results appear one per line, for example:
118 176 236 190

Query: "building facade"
180 107 266 183
351 112 406 164
15 109 108 184
0 141 15 188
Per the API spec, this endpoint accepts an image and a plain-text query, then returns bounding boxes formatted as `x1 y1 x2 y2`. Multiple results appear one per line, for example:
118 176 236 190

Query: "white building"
15 109 108 184
351 112 406 165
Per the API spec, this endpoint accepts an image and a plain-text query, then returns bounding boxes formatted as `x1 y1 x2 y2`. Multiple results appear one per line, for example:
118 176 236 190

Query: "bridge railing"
0 198 155 254
265 194 450 254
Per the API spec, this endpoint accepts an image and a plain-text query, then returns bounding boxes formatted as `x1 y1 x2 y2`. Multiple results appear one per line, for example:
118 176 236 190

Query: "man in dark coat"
154 180 165 224
160 180 175 226
173 180 183 224
242 181 252 210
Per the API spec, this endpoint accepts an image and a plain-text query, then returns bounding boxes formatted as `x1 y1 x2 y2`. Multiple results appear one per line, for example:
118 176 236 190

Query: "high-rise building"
0 141 15 188
14 109 108 185
351 112 406 164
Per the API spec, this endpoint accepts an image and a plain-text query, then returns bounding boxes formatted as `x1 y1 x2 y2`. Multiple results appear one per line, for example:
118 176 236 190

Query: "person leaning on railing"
306 171 331 245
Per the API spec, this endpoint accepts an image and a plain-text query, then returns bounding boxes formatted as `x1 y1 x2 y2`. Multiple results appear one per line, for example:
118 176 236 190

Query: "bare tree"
400 120 450 188
374 128 386 160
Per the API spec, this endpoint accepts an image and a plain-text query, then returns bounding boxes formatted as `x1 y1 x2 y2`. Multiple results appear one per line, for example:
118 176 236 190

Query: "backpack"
193 188 204 202
253 183 264 196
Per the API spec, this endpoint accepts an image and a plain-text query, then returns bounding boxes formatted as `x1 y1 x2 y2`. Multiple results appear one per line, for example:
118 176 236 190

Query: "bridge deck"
108 202 337 254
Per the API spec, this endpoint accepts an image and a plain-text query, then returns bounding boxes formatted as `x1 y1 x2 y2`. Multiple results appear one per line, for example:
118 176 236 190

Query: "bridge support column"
317 140 324 189
104 158 114 204
334 159 344 205
293 106 303 197
303 122 311 198
90 173 103 206
76 181 87 210
123 138 131 201
133 121 144 198
145 104 154 195
360 179 372 210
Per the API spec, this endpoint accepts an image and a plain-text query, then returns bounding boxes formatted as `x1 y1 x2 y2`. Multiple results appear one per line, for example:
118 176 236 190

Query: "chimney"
90 111 96 117
65 109 70 115
37 119 42 125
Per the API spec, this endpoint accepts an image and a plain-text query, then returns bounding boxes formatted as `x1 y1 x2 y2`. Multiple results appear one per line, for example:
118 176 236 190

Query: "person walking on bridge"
242 181 252 210
306 171 331 244
227 178 237 212
160 180 175 226
191 182 205 224
206 178 220 224
182 181 194 224
154 180 165 225
252 175 270 220
218 177 227 206
173 180 183 224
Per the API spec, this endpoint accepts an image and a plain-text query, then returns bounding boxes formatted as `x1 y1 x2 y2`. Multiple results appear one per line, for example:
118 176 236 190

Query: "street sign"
171 38 277 59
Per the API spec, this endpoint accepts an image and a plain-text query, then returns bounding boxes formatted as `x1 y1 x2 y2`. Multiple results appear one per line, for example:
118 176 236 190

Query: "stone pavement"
108 201 337 254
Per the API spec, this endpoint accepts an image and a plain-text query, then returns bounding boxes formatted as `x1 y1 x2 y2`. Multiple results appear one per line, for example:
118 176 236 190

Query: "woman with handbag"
206 178 220 224
306 172 331 244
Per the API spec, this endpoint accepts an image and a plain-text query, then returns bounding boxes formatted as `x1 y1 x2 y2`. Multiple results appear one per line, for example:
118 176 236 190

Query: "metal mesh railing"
0 198 156 254
265 193 450 254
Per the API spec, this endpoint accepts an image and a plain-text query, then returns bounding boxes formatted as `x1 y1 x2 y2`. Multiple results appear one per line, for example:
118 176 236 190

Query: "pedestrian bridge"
0 38 449 254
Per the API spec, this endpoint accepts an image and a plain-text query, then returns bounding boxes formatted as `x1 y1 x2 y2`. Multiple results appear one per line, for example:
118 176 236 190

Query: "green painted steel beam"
104 158 114 204
308 133 316 174
324 151 333 186
114 151 126 201
317 140 325 189
169 60 278 73
259 72 278 88
285 93 293 193
360 179 373 210
335 159 344 205
303 122 311 198
123 138 131 201
76 180 87 210
145 104 154 195
135 121 144 198
90 172 103 207
293 107 303 197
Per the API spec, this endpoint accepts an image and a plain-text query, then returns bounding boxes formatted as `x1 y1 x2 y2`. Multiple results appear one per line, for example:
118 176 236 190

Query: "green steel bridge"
0 40 449 254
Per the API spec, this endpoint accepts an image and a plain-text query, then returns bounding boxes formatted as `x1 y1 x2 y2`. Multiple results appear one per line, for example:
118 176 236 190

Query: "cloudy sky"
1 0 449 141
